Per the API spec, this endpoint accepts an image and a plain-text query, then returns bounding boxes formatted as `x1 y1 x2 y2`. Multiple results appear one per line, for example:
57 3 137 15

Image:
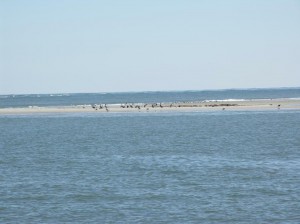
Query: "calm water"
1 110 300 223
1 87 300 108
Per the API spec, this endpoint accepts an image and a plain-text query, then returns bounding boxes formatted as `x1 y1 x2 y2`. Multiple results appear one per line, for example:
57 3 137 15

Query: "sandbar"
0 98 300 115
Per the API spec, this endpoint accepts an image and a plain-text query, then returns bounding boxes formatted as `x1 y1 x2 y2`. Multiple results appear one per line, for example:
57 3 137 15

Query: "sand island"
1 98 300 115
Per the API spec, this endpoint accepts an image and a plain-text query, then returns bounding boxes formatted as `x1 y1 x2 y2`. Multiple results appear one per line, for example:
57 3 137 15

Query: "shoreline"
1 98 300 115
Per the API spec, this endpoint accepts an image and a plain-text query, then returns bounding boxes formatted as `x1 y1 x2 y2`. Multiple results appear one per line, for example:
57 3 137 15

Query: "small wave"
204 99 247 102
93 92 108 95
203 97 300 102
286 97 300 100
219 99 247 102
49 94 69 97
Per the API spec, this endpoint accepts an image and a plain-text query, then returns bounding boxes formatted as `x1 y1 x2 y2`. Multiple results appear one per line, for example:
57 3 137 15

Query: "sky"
0 0 299 94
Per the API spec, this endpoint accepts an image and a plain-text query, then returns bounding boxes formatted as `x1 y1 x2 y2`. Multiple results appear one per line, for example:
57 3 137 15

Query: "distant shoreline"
1 98 300 115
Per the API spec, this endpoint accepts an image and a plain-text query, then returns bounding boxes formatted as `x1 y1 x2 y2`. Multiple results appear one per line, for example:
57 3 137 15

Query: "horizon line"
1 86 300 96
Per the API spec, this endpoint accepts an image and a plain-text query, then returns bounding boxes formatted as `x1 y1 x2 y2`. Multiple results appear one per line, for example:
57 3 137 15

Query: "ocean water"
1 89 300 223
1 110 300 223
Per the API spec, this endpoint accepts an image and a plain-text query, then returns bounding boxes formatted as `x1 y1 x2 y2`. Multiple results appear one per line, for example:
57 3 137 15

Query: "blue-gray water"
1 88 300 223
1 110 300 223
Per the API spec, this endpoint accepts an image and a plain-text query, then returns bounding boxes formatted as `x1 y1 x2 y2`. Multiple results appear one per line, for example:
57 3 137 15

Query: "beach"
1 98 300 114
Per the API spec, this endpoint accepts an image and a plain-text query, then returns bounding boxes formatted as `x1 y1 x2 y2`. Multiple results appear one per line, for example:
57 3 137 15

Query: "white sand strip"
0 99 300 114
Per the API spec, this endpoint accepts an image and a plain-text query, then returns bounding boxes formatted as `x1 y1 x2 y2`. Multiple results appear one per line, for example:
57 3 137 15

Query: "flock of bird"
90 102 176 112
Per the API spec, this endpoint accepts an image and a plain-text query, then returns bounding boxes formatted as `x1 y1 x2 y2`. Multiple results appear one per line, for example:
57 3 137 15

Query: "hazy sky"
0 0 299 94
